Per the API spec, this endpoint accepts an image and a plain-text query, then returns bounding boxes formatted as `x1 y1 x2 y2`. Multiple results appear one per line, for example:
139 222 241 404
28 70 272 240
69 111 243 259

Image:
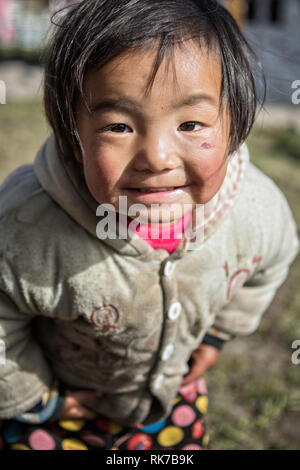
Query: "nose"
133 132 182 173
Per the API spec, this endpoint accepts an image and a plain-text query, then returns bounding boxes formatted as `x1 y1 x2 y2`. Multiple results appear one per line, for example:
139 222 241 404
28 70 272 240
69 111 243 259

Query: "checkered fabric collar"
182 143 250 252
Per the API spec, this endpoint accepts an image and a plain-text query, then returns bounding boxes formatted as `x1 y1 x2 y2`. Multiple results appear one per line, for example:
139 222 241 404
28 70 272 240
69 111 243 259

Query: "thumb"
182 345 219 385
181 357 208 385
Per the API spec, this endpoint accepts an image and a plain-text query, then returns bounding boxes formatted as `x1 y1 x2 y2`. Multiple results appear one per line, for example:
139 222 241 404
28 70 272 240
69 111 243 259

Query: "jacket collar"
34 133 249 258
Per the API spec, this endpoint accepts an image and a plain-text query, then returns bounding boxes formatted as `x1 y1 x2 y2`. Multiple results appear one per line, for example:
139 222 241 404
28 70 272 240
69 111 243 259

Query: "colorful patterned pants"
0 378 209 450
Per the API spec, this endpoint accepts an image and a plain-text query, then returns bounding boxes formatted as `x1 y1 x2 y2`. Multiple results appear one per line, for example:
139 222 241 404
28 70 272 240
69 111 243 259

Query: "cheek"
200 142 212 150
186 134 228 203
82 155 124 206
187 125 228 177
85 149 123 190
96 160 120 185
190 145 227 182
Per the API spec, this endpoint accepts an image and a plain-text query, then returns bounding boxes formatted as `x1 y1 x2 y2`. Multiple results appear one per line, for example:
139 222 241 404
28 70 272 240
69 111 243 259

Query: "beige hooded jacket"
0 134 298 426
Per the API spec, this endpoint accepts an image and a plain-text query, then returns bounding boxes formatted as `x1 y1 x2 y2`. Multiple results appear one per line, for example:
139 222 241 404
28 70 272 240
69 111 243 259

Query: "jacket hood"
34 133 249 257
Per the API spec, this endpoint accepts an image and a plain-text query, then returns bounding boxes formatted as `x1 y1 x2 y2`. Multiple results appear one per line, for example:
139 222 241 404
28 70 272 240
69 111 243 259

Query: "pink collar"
126 211 192 253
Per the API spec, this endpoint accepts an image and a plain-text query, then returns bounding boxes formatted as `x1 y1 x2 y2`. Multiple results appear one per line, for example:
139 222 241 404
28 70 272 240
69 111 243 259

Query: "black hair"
43 0 265 159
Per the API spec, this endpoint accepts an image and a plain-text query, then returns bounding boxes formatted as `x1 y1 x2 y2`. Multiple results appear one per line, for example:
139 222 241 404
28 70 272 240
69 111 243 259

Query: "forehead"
82 40 222 109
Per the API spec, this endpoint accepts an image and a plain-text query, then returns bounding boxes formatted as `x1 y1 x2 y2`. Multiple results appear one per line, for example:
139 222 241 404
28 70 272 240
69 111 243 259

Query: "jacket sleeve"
0 291 55 419
209 190 299 338
13 380 66 424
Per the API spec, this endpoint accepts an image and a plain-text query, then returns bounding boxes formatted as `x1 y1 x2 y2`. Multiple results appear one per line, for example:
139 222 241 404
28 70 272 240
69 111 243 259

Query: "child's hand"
60 389 103 420
181 344 219 386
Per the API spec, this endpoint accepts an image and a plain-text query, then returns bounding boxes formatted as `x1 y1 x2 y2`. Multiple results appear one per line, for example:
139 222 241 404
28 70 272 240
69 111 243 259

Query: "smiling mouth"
127 186 188 193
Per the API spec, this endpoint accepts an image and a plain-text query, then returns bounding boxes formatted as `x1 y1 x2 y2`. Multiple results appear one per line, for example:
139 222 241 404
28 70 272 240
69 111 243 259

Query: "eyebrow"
89 93 217 116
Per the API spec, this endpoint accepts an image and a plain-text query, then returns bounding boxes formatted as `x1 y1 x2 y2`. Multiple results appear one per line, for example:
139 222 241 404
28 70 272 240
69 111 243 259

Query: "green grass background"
0 101 299 449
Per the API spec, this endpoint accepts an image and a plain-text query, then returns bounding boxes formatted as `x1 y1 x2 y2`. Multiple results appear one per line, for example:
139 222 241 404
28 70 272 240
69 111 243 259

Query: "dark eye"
100 123 132 133
178 121 203 132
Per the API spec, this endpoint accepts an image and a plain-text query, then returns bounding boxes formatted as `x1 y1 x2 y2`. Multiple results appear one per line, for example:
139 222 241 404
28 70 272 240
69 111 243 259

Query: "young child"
0 0 298 451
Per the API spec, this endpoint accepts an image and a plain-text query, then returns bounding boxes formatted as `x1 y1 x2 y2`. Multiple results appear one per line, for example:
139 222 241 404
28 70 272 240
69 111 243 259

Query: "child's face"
76 40 230 224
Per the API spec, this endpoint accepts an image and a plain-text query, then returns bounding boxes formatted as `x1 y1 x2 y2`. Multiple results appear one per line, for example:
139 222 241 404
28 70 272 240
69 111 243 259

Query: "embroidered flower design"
227 268 251 300
91 305 120 334
225 254 263 301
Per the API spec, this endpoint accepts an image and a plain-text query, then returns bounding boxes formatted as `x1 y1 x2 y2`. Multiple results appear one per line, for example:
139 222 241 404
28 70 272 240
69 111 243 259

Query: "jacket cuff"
14 380 66 424
201 333 225 350
201 327 236 350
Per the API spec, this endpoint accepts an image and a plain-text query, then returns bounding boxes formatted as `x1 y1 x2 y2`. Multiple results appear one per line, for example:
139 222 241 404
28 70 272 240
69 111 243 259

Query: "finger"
182 345 220 386
182 354 211 385
181 361 207 386
66 390 102 407
61 405 98 420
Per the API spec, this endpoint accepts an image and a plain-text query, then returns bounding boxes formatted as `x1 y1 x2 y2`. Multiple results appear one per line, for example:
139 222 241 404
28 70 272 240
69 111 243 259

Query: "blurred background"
0 0 300 450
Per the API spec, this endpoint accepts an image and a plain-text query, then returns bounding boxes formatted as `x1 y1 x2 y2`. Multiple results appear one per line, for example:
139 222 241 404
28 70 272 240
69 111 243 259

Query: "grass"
205 125 300 450
0 47 44 65
0 101 300 450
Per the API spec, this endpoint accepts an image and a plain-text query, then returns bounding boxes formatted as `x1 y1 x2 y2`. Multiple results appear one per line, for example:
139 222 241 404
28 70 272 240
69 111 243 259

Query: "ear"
73 148 83 164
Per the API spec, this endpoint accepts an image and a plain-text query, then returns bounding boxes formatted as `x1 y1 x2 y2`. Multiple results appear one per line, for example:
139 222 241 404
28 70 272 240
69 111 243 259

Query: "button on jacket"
0 135 298 426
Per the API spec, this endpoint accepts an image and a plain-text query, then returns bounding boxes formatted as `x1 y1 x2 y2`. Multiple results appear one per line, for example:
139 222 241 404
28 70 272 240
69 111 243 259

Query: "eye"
178 121 203 132
98 123 132 133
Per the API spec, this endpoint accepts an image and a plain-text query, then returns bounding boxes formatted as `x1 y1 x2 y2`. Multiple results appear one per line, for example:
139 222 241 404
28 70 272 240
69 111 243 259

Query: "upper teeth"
136 187 176 192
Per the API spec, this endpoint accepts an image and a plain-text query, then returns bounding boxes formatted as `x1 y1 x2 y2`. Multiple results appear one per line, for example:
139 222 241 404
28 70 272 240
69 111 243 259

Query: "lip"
124 185 190 202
